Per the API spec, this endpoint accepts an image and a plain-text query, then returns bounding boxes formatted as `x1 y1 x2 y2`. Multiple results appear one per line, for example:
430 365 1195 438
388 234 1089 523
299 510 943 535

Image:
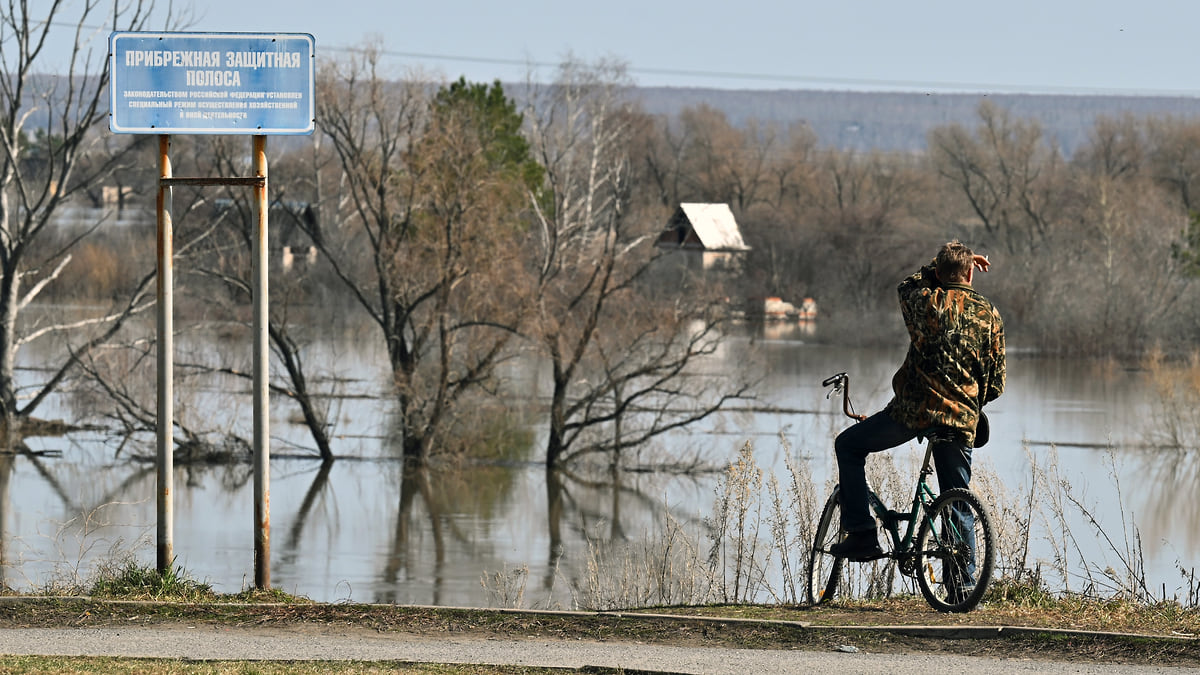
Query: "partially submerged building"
654 203 817 329
655 203 750 272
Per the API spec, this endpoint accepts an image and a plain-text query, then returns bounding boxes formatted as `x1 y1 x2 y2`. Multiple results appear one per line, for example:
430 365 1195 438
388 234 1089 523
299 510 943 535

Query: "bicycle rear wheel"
914 488 995 612
806 487 844 604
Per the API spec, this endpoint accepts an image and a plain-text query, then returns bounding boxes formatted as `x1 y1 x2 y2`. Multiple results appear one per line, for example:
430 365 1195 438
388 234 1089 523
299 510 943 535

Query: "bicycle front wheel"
914 488 995 613
806 487 844 605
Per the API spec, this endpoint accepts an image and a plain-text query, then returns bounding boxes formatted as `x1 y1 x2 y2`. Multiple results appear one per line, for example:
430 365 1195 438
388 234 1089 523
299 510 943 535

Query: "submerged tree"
171 135 339 462
315 49 536 461
0 1 172 442
524 60 756 468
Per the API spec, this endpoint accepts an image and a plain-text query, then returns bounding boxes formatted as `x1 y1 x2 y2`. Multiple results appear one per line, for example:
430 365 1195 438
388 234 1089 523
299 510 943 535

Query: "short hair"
935 240 974 282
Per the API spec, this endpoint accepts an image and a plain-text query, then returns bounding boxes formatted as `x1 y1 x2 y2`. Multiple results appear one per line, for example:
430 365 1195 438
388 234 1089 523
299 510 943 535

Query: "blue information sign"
109 32 315 135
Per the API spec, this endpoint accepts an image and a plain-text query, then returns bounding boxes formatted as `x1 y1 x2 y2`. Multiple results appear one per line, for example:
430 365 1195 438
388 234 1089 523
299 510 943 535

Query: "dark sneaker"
828 530 883 561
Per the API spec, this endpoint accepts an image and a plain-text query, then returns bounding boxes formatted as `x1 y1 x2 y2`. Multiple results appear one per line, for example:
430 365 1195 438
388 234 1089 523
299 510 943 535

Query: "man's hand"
973 254 991 273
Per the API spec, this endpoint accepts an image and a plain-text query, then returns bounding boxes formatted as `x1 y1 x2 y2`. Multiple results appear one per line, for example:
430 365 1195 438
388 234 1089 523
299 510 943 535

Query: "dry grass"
1144 349 1200 450
565 432 1200 615
578 509 716 611
676 593 1200 638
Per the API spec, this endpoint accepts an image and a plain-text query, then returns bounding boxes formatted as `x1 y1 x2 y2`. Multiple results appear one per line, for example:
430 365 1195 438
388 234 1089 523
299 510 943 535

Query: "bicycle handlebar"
824 372 867 422
821 372 845 388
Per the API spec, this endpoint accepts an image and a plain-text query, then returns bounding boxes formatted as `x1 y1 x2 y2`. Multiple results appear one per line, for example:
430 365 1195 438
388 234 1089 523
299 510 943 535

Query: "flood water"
2 314 1196 607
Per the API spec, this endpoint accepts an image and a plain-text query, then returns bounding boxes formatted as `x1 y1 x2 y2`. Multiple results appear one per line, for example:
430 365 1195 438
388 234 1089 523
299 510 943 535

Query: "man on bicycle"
830 240 1006 561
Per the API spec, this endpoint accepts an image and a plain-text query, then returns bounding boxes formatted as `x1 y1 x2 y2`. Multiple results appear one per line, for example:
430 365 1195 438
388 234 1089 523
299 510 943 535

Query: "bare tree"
803 150 931 317
731 123 821 303
0 1 172 442
929 101 1066 255
1074 114 1144 182
667 105 777 214
762 121 819 212
639 113 692 209
525 60 755 468
159 135 338 462
1046 119 1193 355
314 48 531 461
1146 116 1200 214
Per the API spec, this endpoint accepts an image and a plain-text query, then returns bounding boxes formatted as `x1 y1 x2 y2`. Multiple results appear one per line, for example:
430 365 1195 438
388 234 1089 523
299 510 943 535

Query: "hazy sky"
46 0 1200 94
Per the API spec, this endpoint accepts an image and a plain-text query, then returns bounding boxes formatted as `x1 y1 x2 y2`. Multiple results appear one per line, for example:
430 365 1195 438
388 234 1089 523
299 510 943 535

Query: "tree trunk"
545 467 564 588
0 256 19 419
545 366 568 468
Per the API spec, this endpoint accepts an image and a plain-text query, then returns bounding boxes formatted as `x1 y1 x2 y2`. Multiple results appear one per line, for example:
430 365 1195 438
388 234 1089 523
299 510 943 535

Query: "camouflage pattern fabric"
884 261 1006 446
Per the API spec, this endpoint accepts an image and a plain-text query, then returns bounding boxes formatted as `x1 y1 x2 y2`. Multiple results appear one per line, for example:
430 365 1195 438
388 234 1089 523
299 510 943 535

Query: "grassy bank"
2 591 1197 639
0 558 1197 668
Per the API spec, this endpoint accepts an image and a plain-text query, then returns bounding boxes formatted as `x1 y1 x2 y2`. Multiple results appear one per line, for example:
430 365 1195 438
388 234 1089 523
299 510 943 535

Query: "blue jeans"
834 410 973 533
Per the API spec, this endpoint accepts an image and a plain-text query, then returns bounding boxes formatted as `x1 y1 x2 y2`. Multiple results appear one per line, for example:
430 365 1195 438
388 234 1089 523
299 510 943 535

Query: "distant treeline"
25 74 1200 155
630 87 1200 154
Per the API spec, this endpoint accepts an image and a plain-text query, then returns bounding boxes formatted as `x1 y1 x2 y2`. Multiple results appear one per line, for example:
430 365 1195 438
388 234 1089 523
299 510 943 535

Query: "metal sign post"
251 135 270 589
156 135 173 573
110 32 314 589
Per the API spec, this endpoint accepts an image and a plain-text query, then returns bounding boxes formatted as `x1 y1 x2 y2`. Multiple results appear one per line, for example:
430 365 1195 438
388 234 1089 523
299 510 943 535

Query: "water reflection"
0 453 11 588
375 459 537 605
380 463 440 604
278 460 331 574
1138 448 1200 560
546 467 566 591
757 320 816 343
0 323 1196 606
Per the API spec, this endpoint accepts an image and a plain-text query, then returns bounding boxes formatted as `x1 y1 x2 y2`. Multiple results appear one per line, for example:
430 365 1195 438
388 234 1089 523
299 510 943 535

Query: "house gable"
656 203 749 252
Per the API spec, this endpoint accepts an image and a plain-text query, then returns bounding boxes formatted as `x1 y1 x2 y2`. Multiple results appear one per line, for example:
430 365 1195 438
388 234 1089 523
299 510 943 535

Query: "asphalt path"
1 624 1197 674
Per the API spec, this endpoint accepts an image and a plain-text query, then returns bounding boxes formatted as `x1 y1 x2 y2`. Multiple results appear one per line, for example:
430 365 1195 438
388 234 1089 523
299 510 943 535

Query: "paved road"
1 624 1196 674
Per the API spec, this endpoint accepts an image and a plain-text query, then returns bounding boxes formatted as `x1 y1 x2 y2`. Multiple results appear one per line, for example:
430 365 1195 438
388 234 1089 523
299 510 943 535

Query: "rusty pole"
156 134 174 574
252 135 271 589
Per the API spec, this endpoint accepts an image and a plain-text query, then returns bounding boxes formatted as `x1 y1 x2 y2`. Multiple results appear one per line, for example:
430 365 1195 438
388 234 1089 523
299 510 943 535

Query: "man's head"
935 240 975 284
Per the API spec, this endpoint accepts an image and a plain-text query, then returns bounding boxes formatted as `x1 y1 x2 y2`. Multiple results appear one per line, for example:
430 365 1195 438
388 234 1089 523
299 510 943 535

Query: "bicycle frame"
868 442 939 561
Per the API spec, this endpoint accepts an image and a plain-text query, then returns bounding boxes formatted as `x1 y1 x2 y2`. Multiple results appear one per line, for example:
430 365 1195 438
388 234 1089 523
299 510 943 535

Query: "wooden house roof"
658 203 750 251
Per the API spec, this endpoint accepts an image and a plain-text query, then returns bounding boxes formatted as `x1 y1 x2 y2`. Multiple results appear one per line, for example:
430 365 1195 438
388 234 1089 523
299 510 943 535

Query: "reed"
566 436 1200 612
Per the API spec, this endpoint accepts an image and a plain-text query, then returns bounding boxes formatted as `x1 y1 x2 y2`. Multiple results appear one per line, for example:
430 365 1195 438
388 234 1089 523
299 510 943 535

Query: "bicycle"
806 372 996 612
